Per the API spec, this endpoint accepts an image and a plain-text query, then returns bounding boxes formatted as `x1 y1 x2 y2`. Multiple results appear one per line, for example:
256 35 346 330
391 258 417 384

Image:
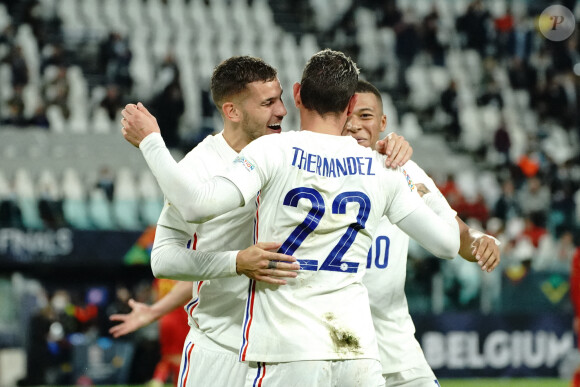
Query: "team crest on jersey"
402 168 415 191
234 156 255 172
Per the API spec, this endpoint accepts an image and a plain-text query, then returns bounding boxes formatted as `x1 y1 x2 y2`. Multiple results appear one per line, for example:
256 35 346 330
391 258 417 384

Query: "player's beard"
241 113 267 142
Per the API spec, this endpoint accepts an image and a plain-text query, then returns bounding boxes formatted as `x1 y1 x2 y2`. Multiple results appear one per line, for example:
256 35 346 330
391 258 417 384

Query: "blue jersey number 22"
277 187 371 273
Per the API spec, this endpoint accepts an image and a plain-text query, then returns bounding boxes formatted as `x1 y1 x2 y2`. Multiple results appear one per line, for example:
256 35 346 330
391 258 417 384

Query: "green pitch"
439 378 568 387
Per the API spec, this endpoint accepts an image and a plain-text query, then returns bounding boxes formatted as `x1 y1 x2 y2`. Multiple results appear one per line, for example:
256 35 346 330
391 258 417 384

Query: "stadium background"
0 0 578 385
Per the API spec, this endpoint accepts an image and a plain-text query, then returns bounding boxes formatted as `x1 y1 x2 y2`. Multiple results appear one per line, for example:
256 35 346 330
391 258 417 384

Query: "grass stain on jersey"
323 312 362 356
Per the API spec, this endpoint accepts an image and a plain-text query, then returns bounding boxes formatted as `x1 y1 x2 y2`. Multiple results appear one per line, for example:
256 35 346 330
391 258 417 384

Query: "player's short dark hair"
356 79 383 107
299 49 359 116
210 56 278 109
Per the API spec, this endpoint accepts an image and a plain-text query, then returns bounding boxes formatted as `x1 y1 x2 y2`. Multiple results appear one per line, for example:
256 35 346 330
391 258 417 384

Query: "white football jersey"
364 160 456 374
220 130 423 362
156 131 257 353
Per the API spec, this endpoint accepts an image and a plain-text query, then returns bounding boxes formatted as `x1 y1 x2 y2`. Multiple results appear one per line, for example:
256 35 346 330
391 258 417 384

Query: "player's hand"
472 234 500 273
109 299 156 338
236 242 300 285
120 102 160 148
376 132 413 168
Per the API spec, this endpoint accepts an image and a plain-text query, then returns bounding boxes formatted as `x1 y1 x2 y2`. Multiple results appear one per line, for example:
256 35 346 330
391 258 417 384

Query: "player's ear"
222 102 241 123
293 82 302 108
380 114 387 133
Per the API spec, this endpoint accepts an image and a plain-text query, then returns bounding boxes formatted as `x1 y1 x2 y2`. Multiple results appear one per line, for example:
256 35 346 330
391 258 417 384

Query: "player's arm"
396 197 460 259
121 103 248 222
456 217 500 272
109 281 192 338
415 181 500 272
122 104 299 282
152 224 299 285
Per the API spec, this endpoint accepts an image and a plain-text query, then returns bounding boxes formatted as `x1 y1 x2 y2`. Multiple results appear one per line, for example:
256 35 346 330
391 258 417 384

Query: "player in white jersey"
344 80 500 387
122 49 461 386
116 56 413 387
119 57 303 387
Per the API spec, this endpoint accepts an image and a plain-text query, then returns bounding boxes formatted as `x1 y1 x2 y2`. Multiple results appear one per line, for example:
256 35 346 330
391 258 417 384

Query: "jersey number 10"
367 235 390 269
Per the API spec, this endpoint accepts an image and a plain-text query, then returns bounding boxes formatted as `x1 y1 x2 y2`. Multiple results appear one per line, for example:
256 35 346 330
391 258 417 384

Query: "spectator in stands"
493 6 514 57
549 179 577 233
456 0 491 55
1 86 27 126
421 5 445 66
43 64 70 118
18 289 75 386
40 43 68 74
149 81 185 150
95 166 115 202
517 148 541 179
440 80 460 143
550 37 578 74
529 46 553 88
105 285 133 336
502 219 535 268
493 178 521 222
437 172 464 209
508 57 535 91
17 298 56 386
0 23 16 46
521 213 548 249
545 74 572 125
100 84 125 121
377 0 402 28
3 45 29 88
37 182 65 229
327 2 359 60
459 193 490 226
394 8 420 89
558 72 578 129
153 53 180 95
98 32 133 91
506 16 533 62
533 227 576 273
478 63 504 108
493 120 511 165
518 175 551 218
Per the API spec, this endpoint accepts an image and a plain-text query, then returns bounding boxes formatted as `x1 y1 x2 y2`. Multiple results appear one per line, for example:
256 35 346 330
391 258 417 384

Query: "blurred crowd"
0 0 579 337
0 0 187 147
321 0 580 284
11 274 161 385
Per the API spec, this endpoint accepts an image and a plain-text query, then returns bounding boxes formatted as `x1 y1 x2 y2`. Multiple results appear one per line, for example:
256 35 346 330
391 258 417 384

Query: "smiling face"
342 92 386 150
237 79 287 142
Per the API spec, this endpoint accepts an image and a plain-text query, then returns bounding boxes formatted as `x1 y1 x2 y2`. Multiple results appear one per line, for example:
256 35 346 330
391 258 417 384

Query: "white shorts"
382 364 439 387
178 330 248 387
245 359 385 387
